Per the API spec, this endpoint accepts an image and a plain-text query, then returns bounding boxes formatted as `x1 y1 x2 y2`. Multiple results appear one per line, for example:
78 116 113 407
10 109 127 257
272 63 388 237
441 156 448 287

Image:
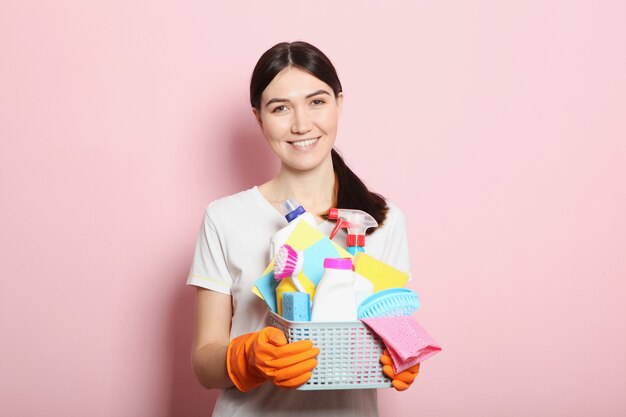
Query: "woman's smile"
288 136 321 150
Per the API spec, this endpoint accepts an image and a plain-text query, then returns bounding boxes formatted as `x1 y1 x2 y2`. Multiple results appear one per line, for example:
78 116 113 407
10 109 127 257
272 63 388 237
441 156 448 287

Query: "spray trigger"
330 219 348 240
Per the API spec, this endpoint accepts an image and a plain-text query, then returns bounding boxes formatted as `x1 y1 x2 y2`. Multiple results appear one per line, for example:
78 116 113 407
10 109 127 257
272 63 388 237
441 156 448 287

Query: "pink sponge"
362 316 441 373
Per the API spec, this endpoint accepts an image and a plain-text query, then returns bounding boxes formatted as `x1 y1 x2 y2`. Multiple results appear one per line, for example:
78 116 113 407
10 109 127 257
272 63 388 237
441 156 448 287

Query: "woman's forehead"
262 67 332 102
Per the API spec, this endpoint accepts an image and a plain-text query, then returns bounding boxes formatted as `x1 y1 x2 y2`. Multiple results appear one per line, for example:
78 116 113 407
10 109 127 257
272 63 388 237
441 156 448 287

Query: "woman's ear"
252 107 263 129
336 92 344 113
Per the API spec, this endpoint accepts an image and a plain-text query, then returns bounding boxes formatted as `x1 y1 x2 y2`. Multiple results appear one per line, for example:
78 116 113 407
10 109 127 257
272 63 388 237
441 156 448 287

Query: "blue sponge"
282 292 310 321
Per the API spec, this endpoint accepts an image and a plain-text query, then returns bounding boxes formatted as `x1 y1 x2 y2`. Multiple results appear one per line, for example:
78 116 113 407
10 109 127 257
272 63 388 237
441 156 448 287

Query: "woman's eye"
272 105 287 113
311 99 325 105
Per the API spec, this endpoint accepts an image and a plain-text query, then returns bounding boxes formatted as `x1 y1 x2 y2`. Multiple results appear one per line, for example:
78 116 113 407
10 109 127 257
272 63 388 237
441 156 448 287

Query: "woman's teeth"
291 137 319 147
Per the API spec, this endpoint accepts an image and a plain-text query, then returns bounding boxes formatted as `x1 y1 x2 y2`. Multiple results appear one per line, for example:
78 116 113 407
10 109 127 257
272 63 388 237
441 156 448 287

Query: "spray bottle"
328 208 378 255
269 198 317 261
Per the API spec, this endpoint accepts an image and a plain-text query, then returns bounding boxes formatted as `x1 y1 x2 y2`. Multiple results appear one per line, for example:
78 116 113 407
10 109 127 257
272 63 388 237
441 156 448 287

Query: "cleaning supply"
353 272 375 306
353 252 410 293
381 349 420 391
311 258 357 322
226 326 320 392
328 208 378 255
361 316 441 373
276 271 316 316
282 292 311 321
357 288 420 319
301 236 350 286
269 198 317 261
274 244 306 292
254 221 350 313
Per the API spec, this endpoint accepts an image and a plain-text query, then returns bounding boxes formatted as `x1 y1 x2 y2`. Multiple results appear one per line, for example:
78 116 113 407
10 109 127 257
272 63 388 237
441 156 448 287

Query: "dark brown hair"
250 41 388 230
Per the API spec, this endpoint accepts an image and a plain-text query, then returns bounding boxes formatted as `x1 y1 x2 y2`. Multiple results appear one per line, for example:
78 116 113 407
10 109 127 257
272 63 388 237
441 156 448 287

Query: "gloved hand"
381 349 420 391
227 326 320 392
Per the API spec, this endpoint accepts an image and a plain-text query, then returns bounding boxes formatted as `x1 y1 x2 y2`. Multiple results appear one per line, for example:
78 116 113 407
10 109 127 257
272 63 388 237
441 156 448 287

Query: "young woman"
187 41 419 417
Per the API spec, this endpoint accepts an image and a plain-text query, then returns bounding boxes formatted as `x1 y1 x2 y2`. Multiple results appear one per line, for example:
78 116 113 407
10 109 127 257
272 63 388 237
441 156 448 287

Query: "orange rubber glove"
227 326 320 392
381 349 420 391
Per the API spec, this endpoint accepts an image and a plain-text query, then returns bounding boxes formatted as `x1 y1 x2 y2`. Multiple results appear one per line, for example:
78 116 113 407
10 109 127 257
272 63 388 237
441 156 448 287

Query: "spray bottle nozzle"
328 208 378 250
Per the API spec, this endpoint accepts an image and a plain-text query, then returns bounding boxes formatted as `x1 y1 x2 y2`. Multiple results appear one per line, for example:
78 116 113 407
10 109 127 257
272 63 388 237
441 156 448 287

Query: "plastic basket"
268 311 392 390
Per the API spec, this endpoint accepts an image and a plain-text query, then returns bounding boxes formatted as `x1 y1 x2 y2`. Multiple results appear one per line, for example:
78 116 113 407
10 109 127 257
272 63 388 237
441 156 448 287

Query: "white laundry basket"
268 311 392 390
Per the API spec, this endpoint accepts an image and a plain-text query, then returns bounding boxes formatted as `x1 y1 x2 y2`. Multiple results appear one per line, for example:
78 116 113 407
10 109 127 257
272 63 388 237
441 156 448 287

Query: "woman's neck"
259 154 335 217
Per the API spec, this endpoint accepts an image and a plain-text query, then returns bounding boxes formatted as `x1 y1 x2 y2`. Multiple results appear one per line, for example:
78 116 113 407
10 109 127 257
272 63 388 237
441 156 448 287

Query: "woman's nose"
291 107 312 134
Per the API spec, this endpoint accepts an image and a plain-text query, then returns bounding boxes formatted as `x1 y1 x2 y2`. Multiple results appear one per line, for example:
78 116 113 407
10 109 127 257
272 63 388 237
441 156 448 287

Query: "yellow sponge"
353 252 409 292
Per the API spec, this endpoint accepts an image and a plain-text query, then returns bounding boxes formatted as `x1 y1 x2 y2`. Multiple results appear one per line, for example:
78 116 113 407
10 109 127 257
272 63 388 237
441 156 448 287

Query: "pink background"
1 1 625 416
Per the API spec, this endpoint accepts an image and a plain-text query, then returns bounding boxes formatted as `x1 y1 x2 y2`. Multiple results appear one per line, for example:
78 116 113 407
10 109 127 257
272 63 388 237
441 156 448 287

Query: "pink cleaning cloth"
362 316 442 373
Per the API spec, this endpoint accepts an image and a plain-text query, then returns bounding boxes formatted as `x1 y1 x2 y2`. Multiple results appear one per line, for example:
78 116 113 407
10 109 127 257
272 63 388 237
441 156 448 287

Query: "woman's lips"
288 137 320 150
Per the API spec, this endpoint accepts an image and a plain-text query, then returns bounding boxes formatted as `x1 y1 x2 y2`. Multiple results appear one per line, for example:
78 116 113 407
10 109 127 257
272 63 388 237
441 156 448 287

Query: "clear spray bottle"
328 208 378 255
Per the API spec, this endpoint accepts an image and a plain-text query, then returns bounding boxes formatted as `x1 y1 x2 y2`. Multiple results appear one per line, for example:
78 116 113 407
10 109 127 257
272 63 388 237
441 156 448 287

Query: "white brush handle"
291 275 306 293
291 251 306 292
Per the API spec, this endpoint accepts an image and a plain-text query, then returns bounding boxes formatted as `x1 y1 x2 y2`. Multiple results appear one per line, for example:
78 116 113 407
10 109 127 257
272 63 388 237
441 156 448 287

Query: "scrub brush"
357 288 420 319
274 244 305 293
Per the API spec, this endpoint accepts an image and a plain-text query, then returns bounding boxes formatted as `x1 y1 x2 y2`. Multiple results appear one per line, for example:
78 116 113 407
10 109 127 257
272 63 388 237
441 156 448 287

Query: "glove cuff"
227 333 266 392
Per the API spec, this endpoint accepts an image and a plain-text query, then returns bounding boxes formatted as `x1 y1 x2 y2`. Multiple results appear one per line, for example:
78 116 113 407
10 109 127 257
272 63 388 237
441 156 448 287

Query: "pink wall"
1 1 624 416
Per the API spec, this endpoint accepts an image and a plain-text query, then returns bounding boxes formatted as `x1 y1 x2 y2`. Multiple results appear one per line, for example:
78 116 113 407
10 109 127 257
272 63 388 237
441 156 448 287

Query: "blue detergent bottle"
269 198 317 261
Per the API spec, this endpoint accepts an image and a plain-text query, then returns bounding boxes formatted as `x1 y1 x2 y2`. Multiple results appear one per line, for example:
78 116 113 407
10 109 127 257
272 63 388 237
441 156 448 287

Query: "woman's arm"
191 287 234 389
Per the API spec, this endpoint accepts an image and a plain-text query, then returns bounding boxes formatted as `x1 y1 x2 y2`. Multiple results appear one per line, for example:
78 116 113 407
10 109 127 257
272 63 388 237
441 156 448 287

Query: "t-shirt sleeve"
186 205 233 294
381 204 413 280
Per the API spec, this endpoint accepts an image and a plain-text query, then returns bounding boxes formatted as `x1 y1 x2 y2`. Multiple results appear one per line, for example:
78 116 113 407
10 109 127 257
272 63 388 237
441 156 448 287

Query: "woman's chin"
280 155 329 173
274 146 333 173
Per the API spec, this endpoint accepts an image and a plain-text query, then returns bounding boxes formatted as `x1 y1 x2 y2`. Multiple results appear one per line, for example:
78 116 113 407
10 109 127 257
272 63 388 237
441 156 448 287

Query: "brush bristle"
274 244 299 280
358 293 419 319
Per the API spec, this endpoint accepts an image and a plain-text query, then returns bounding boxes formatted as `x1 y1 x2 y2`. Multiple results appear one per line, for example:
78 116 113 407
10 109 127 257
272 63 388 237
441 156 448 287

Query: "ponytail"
330 148 388 233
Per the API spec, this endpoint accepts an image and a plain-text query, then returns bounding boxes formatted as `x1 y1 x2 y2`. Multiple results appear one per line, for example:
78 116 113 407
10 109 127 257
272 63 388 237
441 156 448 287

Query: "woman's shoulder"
198 186 283 246
199 187 263 230
204 186 259 216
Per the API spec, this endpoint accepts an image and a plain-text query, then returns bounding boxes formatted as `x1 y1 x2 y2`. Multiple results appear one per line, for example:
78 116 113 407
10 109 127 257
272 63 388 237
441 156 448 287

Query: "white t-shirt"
187 186 412 417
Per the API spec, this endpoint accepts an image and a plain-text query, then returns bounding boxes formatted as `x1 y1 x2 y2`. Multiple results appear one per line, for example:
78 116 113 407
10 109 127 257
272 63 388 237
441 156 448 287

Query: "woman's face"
253 66 343 172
